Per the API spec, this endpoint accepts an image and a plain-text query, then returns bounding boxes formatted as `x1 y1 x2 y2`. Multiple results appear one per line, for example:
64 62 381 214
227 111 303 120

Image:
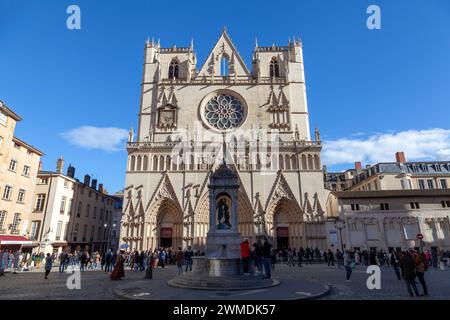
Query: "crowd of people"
2 242 449 298
270 246 450 297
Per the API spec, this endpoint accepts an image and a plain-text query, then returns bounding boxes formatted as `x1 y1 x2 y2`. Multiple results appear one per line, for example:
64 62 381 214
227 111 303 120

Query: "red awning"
0 235 33 245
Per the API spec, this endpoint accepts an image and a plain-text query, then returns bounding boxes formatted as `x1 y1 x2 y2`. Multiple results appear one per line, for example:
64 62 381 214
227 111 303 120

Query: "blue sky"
1 0 450 192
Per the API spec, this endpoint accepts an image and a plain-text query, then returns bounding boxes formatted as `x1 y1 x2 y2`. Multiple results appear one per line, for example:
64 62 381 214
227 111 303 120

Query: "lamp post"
104 223 117 252
334 218 346 252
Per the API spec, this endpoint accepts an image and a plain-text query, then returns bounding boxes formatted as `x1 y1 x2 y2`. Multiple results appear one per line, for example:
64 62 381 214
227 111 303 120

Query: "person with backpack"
414 250 429 296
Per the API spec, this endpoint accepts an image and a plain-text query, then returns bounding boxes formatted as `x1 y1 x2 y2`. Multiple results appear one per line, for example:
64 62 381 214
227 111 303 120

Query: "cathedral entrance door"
276 227 289 250
160 227 173 248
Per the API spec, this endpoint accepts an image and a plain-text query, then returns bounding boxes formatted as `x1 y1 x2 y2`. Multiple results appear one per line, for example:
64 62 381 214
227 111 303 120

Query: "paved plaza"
0 263 449 300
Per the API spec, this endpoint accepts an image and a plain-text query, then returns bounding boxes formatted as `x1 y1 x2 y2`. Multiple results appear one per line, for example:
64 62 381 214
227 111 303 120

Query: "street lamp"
104 223 117 251
334 218 346 252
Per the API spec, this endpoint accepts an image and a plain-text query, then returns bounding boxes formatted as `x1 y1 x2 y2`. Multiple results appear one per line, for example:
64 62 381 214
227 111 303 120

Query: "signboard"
416 233 424 240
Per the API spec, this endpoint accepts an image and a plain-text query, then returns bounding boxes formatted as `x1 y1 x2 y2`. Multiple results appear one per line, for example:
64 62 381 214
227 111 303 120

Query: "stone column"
209 190 216 232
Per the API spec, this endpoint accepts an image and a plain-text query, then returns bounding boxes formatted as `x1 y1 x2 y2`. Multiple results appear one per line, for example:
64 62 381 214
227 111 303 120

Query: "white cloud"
322 128 450 167
61 126 128 152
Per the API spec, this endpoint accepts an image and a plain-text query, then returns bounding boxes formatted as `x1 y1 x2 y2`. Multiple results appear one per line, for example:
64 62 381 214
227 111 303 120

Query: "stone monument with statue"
168 136 278 290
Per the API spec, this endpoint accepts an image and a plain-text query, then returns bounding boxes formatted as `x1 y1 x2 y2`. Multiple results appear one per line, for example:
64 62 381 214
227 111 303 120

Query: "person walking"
158 249 166 268
184 246 193 272
12 250 20 274
145 252 155 279
100 252 106 271
414 250 429 296
79 252 87 272
105 250 112 272
298 248 303 267
0 250 5 277
253 239 263 272
240 238 250 274
262 237 273 279
44 253 52 279
59 250 68 273
390 250 401 280
399 250 420 297
343 250 352 282
335 249 343 269
110 251 125 280
175 247 184 275
327 249 335 267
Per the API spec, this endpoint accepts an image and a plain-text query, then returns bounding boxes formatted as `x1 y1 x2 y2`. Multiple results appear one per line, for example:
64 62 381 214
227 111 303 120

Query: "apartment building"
0 100 44 251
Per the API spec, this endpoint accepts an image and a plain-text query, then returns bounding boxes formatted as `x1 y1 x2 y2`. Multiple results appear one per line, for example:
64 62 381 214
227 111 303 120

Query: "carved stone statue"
315 127 321 143
216 198 231 229
128 127 134 142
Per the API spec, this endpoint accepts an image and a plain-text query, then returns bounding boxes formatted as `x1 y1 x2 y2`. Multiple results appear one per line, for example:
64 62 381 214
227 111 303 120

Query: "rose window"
204 94 244 130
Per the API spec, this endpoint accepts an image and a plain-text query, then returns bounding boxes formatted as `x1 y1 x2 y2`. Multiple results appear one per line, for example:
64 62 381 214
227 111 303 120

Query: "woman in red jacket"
241 238 250 274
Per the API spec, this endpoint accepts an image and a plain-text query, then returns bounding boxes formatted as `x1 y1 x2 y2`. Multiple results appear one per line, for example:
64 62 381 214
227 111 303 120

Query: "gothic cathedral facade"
121 30 330 251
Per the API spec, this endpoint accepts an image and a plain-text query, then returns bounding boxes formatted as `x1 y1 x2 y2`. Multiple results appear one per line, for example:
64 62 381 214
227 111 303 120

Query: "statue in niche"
216 197 231 229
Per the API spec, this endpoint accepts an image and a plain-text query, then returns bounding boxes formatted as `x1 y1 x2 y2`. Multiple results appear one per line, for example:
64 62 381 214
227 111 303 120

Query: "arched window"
279 155 284 170
168 59 179 79
152 155 158 171
269 57 280 78
130 156 136 171
136 156 142 171
285 154 291 170
189 154 195 171
159 155 165 171
314 154 320 170
308 155 313 170
301 155 307 170
166 156 171 171
220 55 229 76
291 155 297 170
142 156 148 171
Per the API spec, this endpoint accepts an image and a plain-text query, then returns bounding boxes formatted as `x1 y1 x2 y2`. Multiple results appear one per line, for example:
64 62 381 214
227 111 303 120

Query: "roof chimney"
91 179 98 190
355 162 362 171
396 151 406 163
98 183 104 194
56 156 64 174
83 174 91 186
38 160 43 172
67 164 75 178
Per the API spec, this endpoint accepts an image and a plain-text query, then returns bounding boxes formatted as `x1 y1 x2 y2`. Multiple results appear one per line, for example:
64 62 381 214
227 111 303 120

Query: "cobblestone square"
0 263 448 300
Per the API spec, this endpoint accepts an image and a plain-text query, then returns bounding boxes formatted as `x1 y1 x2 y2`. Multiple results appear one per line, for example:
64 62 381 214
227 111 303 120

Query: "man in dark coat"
262 237 273 279
399 250 420 297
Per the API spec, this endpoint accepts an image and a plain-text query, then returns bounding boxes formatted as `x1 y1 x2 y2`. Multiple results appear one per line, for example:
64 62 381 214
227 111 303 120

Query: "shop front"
0 235 34 252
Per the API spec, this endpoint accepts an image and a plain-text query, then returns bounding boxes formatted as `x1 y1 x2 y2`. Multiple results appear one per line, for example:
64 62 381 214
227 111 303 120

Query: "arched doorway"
158 210 176 247
266 197 303 250
147 198 183 250
274 211 290 249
